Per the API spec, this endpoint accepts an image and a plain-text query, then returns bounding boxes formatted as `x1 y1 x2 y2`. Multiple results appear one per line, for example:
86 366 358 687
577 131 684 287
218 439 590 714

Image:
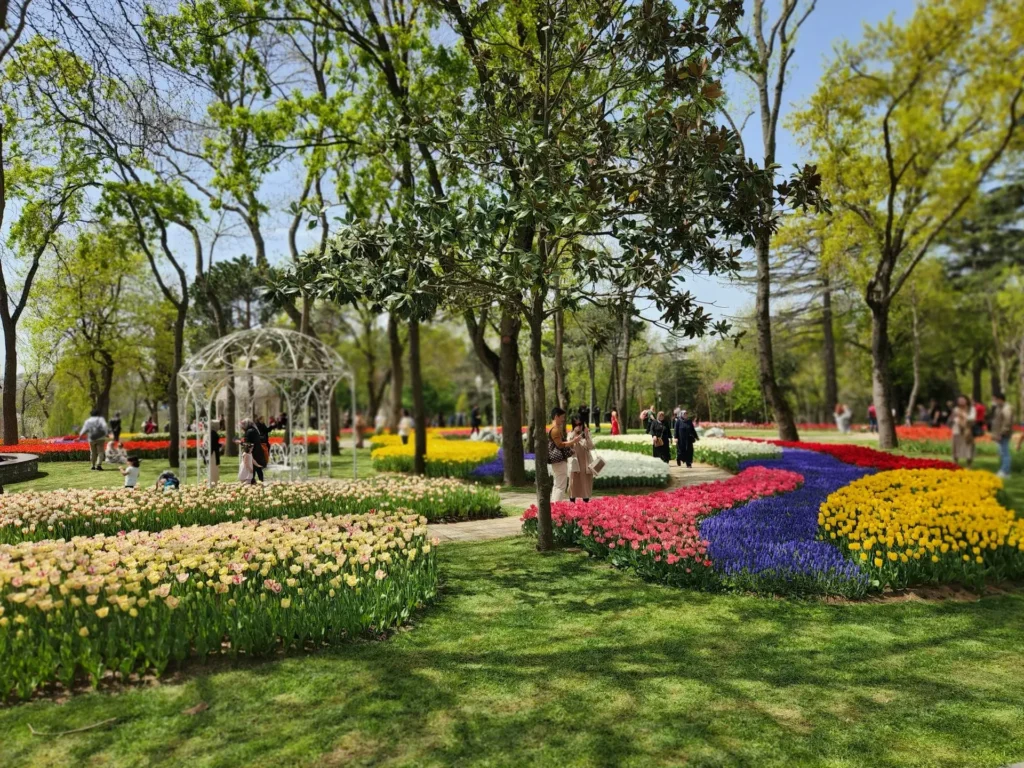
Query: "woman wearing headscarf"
673 409 699 468
650 410 671 463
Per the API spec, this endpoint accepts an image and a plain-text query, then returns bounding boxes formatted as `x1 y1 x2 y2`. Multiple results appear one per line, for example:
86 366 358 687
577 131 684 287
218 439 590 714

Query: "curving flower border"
522 467 803 588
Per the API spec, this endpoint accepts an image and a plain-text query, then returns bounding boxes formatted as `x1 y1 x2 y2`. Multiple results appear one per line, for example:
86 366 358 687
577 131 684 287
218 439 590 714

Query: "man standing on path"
674 409 699 468
79 409 110 471
991 392 1014 479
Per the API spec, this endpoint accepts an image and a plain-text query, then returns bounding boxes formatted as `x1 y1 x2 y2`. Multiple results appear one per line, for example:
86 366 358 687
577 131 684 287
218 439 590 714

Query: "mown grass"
2 536 1024 768
1 450 375 493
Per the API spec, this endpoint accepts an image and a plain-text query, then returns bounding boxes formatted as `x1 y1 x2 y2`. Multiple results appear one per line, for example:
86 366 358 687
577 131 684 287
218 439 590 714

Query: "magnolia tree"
289 0 825 549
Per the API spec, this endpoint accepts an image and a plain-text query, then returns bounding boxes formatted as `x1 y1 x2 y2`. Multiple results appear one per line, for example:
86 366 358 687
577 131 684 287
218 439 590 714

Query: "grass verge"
2 537 1023 767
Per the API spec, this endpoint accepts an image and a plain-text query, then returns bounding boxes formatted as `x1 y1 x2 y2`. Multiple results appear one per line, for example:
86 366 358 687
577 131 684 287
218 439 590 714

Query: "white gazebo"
177 327 356 485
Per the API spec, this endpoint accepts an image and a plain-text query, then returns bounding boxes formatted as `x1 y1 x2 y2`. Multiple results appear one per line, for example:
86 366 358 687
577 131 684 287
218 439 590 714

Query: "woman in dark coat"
243 418 266 483
650 410 671 463
674 409 699 468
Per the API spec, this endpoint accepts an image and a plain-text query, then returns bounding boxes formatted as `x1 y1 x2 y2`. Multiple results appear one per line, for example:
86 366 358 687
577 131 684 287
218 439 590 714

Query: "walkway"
427 461 731 543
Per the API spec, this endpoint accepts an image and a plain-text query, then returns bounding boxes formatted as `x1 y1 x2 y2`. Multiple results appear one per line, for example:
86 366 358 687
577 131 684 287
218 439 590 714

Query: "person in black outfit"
255 414 271 458
470 405 481 435
209 423 222 484
109 411 122 442
673 409 699 468
244 418 266 483
650 410 671 463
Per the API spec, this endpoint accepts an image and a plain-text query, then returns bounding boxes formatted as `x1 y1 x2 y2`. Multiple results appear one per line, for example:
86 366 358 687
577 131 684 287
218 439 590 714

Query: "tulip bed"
0 477 500 543
370 435 499 478
4 435 324 462
522 467 804 589
819 468 1024 589
0 511 438 700
759 439 960 471
593 436 782 471
470 449 669 488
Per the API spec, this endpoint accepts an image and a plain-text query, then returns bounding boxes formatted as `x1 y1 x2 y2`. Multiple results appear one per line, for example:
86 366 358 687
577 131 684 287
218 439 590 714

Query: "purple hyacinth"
699 449 874 594
470 449 535 479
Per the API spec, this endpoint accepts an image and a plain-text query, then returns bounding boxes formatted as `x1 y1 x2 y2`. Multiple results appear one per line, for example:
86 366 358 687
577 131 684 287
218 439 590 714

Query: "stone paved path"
427 461 731 544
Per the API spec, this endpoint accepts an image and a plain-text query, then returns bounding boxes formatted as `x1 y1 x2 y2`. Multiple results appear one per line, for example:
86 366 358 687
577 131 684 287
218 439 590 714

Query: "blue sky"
249 0 913 324
682 0 912 321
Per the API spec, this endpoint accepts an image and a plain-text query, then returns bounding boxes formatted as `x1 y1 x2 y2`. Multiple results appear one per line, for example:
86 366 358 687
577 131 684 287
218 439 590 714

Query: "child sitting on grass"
105 439 128 464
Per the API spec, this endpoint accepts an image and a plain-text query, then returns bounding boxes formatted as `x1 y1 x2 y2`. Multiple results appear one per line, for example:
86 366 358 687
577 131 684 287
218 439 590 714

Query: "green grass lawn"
3 450 376 493
2 536 1023 768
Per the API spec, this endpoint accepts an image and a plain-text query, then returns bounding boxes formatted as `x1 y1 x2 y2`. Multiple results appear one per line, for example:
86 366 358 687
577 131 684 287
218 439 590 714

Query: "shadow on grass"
3 538 1024 768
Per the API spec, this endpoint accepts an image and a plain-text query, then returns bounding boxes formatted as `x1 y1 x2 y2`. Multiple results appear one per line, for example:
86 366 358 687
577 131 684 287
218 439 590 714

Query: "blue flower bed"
470 449 534 480
699 449 875 597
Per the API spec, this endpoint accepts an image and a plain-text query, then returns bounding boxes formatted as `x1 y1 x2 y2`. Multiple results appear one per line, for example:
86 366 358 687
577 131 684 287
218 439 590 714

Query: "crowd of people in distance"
833 392 1016 479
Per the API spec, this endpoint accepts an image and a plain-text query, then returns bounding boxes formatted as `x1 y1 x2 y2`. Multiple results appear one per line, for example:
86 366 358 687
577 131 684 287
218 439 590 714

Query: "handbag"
590 455 606 476
567 456 580 474
547 429 572 464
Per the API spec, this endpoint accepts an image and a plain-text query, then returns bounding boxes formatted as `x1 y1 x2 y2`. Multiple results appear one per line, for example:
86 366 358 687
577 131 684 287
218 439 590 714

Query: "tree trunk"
904 294 922 425
499 311 526 485
1017 334 1024 423
587 349 597 429
971 355 984 405
755 234 800 441
521 356 533 454
604 352 616 414
2 321 18 444
408 318 427 475
822 277 838 414
168 303 186 467
95 354 115 419
615 308 631 434
225 370 238 457
869 300 898 449
987 296 1008 394
528 287 553 551
387 314 404 432
553 290 568 409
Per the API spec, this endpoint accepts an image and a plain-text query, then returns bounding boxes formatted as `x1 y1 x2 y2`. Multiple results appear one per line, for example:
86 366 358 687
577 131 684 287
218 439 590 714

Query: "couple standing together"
546 407 605 503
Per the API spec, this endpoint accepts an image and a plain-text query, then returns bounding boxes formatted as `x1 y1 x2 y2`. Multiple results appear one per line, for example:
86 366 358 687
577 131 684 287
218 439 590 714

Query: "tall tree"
723 0 818 441
27 228 151 417
293 0 823 550
792 0 1024 447
0 36 93 444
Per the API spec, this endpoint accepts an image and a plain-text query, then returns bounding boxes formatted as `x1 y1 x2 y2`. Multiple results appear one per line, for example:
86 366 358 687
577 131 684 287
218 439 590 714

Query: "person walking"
867 404 878 433
673 409 700 468
241 418 266 484
649 410 671 463
950 395 976 467
470 404 481 436
833 403 852 434
567 415 595 503
991 392 1014 478
109 410 122 442
610 408 620 435
79 409 111 471
398 409 414 445
548 407 582 502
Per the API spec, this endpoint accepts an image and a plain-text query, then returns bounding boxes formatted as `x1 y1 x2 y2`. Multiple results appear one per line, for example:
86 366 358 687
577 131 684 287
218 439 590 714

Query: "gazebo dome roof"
180 327 352 380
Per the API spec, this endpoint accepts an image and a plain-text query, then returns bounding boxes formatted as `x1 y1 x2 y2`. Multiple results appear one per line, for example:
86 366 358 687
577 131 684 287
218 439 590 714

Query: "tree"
723 0 818 441
292 0 823 550
792 0 1024 447
27 227 151 417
